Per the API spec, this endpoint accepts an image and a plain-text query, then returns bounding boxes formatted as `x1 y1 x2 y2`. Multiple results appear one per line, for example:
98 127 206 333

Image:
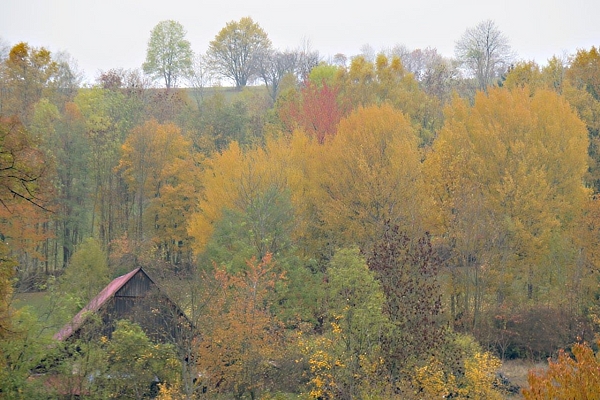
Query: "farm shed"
54 267 190 343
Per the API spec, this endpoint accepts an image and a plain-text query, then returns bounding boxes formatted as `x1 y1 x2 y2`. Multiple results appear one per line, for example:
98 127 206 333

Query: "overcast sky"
1 0 598 83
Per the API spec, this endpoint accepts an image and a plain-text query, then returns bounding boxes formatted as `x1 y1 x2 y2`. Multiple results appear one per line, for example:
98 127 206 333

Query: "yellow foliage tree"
567 46 600 102
298 248 390 398
504 61 544 94
119 119 198 264
412 340 503 399
459 352 502 399
503 50 600 192
188 140 290 255
0 42 59 123
335 54 442 143
190 105 431 261
425 87 590 326
316 104 430 250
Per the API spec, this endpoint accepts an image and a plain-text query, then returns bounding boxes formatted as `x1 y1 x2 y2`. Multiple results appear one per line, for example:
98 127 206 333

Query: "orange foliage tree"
195 253 286 399
0 118 53 280
523 341 600 399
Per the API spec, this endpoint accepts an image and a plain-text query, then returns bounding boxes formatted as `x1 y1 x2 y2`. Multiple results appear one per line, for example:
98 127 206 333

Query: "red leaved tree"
277 81 346 144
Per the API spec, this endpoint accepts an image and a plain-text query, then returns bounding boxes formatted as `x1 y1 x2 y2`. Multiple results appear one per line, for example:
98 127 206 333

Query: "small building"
54 267 190 344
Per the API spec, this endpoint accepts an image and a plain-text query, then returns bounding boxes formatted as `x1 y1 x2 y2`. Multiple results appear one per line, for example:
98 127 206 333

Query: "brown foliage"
367 225 444 378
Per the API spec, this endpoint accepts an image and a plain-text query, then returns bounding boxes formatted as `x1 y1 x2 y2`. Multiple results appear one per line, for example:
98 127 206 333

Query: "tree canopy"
2 23 600 400
206 17 272 88
143 20 193 89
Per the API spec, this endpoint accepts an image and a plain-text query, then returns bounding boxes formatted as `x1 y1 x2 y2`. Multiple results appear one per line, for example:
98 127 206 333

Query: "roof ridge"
53 267 142 341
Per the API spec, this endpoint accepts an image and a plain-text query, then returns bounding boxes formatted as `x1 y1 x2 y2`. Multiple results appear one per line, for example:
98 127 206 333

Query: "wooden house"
54 267 190 344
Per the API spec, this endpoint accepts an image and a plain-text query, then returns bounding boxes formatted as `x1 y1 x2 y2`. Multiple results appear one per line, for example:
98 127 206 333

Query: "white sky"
1 0 598 84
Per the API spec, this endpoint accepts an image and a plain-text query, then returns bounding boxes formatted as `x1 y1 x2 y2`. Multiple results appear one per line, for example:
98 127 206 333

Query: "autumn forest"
1 17 600 399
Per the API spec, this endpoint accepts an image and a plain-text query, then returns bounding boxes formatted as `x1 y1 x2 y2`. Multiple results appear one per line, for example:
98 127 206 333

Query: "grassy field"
497 359 548 399
12 291 75 338
12 291 48 312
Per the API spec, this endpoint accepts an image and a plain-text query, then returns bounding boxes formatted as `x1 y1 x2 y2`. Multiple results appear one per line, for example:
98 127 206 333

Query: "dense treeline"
1 17 600 398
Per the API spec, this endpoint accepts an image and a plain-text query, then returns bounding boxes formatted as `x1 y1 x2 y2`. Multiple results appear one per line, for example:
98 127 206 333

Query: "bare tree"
388 43 411 61
52 51 84 101
332 53 347 67
0 37 10 63
455 19 515 92
258 49 299 103
398 47 460 102
359 43 376 62
186 54 211 109
296 38 320 80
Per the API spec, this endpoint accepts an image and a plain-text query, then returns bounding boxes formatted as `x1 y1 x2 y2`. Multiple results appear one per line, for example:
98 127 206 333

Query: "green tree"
59 237 109 306
32 100 91 269
102 320 180 399
0 242 16 348
312 247 388 398
201 187 295 272
206 17 272 88
0 306 51 398
74 82 150 249
199 186 322 324
143 20 193 89
191 91 255 153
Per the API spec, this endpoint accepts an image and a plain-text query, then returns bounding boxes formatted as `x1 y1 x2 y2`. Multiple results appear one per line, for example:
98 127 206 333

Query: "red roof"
53 268 142 341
